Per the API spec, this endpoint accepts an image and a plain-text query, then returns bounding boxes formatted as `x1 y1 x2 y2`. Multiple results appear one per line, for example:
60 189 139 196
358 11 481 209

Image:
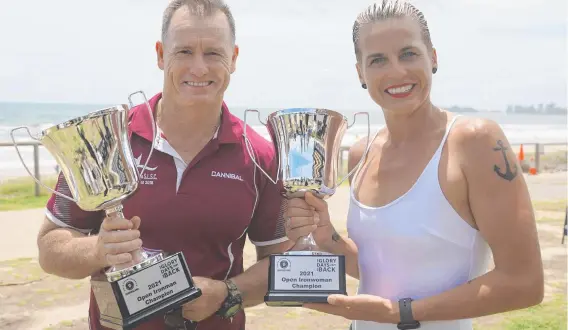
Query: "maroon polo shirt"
45 93 287 330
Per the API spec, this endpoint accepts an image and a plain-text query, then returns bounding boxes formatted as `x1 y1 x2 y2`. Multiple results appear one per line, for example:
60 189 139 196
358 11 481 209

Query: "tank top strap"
350 129 381 189
350 115 462 192
433 115 462 156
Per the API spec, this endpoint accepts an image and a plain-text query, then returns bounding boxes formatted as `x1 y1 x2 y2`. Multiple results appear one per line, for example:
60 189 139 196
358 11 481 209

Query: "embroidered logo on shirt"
211 171 244 181
135 154 158 171
135 154 158 185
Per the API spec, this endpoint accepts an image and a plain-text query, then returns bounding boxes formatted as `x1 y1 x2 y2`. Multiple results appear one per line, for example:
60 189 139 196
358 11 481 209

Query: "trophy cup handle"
243 109 280 185
333 111 371 189
9 126 78 203
128 91 157 180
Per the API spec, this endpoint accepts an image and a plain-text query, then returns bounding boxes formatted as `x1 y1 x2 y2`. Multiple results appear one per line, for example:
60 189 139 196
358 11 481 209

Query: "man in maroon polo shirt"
36 1 293 329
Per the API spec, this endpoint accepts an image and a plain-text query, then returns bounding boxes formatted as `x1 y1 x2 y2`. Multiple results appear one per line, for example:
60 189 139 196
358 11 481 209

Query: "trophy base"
91 252 202 330
98 287 202 330
264 253 346 307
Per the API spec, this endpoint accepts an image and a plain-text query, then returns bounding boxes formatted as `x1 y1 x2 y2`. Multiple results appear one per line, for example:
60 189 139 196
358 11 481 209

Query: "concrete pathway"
0 209 45 261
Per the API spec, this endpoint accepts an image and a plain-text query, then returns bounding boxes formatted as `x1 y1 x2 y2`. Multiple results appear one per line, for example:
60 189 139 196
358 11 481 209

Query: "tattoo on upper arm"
492 140 518 181
332 231 341 242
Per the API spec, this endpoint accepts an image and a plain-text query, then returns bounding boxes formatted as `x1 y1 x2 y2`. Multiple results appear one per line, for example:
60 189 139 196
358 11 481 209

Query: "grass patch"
533 200 567 213
43 318 88 330
0 176 57 211
520 150 567 172
537 217 566 223
475 294 567 330
540 151 568 172
523 150 567 161
4 257 33 267
500 294 566 330
0 257 46 285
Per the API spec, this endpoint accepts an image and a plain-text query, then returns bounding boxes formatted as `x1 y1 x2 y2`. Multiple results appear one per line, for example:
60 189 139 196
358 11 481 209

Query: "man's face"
156 7 238 107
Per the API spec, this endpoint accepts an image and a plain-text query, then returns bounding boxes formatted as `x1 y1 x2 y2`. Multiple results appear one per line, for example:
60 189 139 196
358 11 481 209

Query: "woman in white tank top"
283 1 544 329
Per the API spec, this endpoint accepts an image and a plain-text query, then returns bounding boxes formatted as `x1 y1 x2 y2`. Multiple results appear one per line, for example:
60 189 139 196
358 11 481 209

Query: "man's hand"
95 215 142 269
284 192 336 248
182 277 228 322
304 294 398 324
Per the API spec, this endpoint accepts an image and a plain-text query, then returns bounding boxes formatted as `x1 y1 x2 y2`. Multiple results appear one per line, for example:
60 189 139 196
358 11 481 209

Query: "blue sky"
1 0 566 111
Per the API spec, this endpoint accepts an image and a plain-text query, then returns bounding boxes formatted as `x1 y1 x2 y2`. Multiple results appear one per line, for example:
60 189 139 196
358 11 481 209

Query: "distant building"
506 103 567 115
447 106 479 113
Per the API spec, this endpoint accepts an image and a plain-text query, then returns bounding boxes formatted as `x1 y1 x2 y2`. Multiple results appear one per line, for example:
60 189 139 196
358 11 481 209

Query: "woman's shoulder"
447 114 505 146
445 113 514 174
347 130 382 170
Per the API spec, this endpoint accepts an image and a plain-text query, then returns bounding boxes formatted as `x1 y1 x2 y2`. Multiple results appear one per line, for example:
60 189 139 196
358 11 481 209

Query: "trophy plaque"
11 91 202 329
243 108 370 306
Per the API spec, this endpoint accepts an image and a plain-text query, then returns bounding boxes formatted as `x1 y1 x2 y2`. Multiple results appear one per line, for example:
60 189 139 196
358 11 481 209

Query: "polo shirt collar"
128 92 243 145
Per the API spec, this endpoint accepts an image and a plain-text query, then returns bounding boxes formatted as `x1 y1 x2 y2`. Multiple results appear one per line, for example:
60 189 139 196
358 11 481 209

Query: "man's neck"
156 97 222 145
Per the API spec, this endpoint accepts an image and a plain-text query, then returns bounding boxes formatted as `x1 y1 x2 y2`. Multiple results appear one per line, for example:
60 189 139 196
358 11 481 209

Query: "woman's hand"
304 294 399 324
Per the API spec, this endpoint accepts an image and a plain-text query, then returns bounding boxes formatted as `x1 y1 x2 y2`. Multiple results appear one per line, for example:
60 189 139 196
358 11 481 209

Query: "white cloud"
0 0 565 111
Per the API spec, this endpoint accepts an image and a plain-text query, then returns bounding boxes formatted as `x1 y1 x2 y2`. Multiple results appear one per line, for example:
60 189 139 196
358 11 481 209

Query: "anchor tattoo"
493 140 518 181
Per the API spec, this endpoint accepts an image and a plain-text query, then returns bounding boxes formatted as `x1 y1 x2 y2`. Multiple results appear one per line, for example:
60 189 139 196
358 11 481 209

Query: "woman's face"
356 17 437 115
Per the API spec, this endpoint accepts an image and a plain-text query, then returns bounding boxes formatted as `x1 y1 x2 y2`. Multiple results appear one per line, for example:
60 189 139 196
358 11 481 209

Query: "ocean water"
0 101 566 180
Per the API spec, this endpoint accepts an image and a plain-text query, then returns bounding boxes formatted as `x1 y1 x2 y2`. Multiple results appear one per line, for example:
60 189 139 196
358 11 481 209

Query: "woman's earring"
432 67 437 74
362 83 367 89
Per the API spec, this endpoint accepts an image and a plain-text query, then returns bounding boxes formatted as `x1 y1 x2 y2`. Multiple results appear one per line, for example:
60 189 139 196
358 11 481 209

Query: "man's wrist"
90 237 108 271
216 279 229 305
215 279 242 319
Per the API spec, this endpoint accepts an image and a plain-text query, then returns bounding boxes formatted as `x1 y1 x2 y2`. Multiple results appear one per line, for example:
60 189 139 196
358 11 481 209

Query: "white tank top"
347 116 491 330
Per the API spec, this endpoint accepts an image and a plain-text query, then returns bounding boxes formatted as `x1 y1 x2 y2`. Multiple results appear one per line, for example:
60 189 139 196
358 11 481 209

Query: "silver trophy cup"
10 91 201 329
243 108 369 306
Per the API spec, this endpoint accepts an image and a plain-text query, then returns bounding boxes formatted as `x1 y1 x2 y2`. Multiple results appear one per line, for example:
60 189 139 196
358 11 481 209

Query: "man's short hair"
161 0 236 44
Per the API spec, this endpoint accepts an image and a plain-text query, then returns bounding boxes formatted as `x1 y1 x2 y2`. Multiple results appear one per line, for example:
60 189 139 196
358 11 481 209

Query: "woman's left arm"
409 118 544 321
305 118 544 324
